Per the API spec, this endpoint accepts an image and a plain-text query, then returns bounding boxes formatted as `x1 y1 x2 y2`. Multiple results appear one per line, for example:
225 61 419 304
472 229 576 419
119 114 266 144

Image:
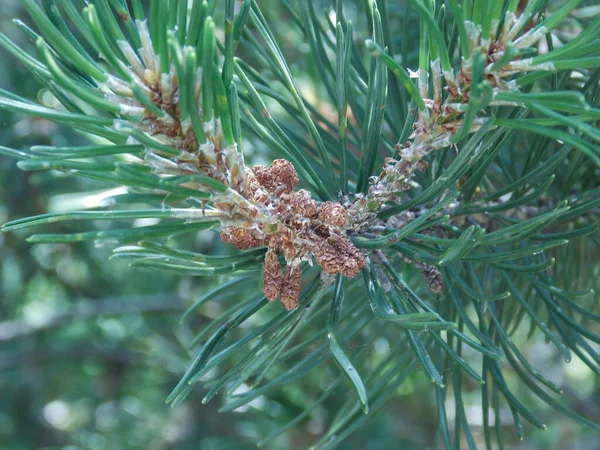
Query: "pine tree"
1 0 599 447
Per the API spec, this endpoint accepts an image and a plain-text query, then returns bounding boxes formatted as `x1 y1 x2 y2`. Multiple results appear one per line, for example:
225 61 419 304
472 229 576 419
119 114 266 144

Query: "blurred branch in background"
0 293 182 342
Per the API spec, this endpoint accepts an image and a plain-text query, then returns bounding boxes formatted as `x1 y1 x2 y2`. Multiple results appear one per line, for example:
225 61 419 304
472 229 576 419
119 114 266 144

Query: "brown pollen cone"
263 248 282 300
280 265 301 310
318 201 347 227
311 233 366 278
220 227 264 250
254 159 299 193
279 190 318 218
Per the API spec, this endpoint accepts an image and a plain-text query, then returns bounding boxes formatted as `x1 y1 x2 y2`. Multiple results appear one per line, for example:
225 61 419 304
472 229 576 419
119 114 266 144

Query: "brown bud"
416 160 428 172
263 248 282 301
398 160 410 174
280 265 301 310
422 265 444 294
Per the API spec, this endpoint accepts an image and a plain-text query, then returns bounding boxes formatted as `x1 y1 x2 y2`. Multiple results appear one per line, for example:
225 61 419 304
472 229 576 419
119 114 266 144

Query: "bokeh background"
0 1 598 449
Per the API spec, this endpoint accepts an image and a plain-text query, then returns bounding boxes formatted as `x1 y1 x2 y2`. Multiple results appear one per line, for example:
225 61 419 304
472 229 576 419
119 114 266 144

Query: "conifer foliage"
1 0 599 447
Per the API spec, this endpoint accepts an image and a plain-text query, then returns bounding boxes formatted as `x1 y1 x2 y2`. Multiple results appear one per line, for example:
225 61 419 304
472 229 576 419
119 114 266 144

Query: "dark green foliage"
0 0 599 448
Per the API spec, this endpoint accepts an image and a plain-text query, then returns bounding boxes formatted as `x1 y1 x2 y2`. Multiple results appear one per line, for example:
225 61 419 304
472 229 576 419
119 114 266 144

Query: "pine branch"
0 0 599 447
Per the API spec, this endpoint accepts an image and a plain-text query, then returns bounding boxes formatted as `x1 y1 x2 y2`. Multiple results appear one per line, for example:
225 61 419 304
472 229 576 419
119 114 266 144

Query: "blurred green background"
0 1 598 449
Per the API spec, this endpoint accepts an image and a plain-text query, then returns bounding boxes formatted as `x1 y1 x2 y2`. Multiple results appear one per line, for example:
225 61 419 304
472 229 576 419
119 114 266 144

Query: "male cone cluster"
221 159 366 310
